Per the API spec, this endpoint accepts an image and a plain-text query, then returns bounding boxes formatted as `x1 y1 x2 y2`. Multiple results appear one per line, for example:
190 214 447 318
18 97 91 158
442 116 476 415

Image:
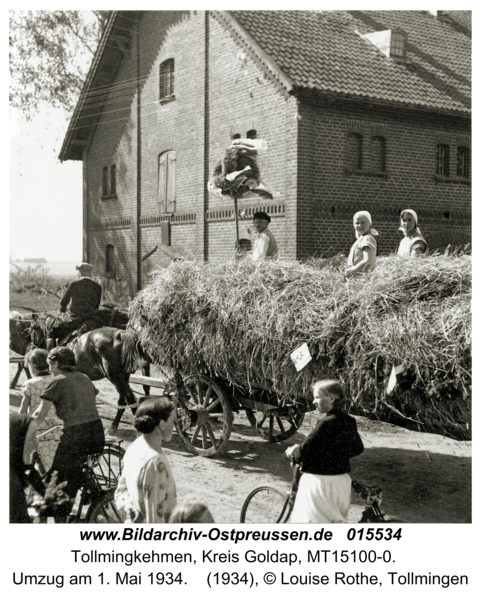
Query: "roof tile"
230 10 471 114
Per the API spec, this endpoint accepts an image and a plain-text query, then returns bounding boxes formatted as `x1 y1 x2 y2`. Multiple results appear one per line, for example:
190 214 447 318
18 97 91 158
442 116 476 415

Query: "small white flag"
290 343 312 372
387 363 405 395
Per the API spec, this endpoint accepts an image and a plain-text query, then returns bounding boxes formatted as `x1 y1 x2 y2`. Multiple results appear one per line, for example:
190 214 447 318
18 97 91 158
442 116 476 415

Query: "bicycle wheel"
91 446 125 490
240 486 291 524
86 488 126 523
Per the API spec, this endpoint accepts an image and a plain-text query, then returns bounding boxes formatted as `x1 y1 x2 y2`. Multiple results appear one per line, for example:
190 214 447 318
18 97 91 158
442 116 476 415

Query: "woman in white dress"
286 380 364 523
345 211 379 276
397 209 429 257
115 396 177 523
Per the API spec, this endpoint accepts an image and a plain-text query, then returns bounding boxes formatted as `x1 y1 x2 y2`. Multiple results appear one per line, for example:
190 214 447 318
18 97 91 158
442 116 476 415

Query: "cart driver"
46 263 103 352
252 211 279 261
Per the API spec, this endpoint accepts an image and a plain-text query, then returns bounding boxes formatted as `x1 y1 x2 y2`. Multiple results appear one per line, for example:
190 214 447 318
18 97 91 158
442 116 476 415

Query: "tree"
9 11 110 119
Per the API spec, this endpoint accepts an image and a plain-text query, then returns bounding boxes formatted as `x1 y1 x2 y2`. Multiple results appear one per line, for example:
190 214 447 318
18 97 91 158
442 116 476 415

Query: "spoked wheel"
175 374 233 457
86 488 126 523
91 444 125 490
245 404 305 442
240 486 291 524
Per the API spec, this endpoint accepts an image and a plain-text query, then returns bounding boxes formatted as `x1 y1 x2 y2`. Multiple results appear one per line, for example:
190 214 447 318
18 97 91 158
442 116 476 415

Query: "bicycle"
27 426 126 523
240 460 403 523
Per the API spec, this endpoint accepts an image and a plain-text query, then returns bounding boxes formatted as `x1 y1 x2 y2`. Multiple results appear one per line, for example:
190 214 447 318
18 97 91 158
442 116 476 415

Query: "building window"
457 147 470 178
158 150 176 214
102 167 109 197
347 133 363 169
246 129 257 139
390 30 407 59
372 136 386 172
106 244 114 273
102 165 117 198
437 144 450 176
110 164 116 196
159 59 174 101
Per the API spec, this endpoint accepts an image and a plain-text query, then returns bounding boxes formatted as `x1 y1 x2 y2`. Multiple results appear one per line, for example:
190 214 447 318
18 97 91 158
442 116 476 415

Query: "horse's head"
29 313 57 349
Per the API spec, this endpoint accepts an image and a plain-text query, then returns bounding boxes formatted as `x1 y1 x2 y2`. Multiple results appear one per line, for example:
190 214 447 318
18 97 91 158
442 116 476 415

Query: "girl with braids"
285 379 364 523
115 397 177 523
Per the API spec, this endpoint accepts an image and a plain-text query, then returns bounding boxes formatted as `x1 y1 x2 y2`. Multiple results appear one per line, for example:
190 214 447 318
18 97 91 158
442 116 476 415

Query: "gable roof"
59 11 136 162
60 10 470 161
227 10 471 115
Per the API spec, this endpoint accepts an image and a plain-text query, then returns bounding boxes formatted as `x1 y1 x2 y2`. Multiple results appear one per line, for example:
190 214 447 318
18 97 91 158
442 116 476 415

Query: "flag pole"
233 195 240 250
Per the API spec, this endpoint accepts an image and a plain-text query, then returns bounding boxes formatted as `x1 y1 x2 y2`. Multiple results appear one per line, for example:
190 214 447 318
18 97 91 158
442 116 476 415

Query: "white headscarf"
399 209 424 237
353 211 379 239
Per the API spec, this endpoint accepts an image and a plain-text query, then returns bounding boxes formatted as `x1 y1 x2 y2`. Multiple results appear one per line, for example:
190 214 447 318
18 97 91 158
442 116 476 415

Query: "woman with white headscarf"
345 211 379 276
397 209 429 257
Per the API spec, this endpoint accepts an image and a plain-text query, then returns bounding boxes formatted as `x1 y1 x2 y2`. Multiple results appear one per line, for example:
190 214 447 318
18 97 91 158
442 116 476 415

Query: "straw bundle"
128 254 471 439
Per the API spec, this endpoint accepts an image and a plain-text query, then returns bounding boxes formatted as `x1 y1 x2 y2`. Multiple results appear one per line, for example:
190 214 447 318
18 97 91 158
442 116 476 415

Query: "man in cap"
252 211 279 261
46 263 103 351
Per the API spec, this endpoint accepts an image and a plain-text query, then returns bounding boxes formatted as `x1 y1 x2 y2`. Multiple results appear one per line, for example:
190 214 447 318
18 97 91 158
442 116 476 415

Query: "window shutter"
110 164 117 196
166 151 176 213
158 153 167 213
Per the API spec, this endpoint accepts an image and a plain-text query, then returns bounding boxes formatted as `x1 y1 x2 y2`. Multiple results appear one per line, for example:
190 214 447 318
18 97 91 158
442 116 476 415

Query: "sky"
8 8 98 263
9 106 83 262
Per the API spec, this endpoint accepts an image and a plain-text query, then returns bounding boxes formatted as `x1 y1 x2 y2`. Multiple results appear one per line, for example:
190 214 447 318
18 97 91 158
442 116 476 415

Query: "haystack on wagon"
127 251 471 457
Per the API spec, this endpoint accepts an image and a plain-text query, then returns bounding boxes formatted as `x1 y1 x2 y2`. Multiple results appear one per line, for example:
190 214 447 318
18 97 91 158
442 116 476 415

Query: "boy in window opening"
251 211 279 261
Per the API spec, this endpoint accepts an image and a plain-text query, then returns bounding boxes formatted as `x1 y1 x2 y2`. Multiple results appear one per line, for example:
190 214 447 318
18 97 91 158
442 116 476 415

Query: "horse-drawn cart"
130 369 313 457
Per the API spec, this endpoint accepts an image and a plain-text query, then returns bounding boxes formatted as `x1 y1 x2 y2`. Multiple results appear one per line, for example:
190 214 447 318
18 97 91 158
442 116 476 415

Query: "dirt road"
9 364 471 524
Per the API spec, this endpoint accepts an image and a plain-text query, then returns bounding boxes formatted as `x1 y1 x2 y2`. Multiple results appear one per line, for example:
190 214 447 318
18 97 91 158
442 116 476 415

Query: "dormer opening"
390 30 407 59
362 29 408 61
428 10 451 23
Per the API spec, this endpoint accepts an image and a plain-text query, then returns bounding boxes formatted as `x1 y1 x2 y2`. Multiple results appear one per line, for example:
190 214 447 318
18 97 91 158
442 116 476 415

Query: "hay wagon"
130 370 313 457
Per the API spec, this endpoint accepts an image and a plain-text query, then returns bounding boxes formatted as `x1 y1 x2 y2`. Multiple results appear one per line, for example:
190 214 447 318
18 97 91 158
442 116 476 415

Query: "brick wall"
86 12 139 293
84 11 471 296
85 11 299 295
296 94 471 258
206 13 297 261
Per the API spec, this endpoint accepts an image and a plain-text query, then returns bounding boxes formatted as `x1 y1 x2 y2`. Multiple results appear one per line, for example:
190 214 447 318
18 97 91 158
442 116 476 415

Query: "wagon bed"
130 371 313 457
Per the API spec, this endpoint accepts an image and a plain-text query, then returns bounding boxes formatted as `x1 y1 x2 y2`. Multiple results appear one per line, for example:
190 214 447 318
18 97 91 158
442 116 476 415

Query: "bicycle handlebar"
36 425 63 440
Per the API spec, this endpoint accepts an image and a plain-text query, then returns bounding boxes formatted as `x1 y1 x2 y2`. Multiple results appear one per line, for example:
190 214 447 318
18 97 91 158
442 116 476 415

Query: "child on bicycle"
285 379 363 523
19 349 62 472
33 347 105 523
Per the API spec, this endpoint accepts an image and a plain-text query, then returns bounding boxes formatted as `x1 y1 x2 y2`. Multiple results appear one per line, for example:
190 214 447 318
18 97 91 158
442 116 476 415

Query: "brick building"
59 10 471 295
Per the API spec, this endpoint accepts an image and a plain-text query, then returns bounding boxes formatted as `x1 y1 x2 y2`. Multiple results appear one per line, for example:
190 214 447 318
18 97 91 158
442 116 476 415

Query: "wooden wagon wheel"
175 374 233 457
245 404 305 443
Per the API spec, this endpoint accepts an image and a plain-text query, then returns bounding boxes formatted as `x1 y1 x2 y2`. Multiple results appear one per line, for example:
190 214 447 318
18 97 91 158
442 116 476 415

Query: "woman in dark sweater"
286 379 364 523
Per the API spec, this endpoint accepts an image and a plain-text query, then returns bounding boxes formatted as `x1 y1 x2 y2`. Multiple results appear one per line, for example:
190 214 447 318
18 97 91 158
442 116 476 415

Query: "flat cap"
76 262 93 271
253 211 271 223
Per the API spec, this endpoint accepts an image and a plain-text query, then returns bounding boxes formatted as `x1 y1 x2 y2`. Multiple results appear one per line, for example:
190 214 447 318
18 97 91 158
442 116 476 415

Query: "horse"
9 306 130 388
9 311 33 388
18 309 151 436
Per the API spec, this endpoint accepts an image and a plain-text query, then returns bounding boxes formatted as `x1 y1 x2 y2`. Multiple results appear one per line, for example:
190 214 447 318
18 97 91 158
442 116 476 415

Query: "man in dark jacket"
46 263 102 351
